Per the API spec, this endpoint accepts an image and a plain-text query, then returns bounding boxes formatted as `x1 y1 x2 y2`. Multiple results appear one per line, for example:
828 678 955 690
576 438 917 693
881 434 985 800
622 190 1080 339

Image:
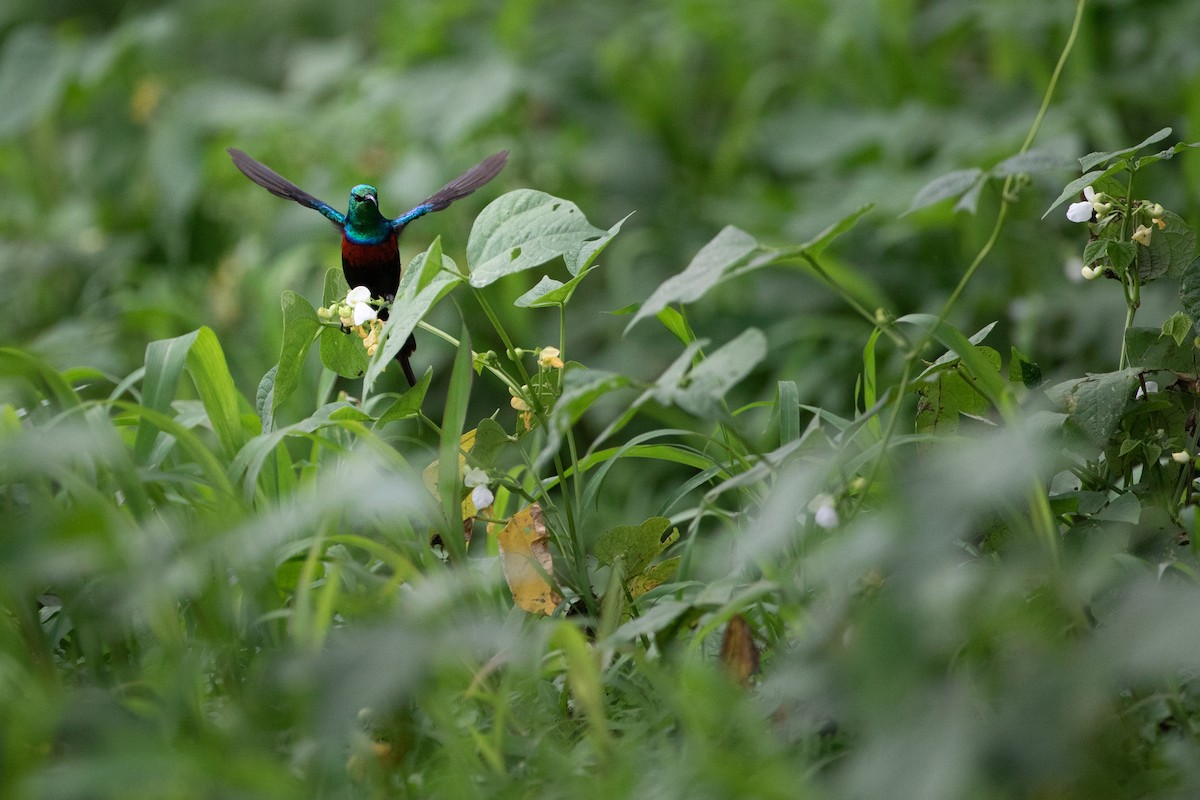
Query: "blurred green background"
4 0 1199 415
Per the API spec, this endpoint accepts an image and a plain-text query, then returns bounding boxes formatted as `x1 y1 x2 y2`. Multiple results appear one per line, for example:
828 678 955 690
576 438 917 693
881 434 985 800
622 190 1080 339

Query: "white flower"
346 286 372 304
1132 224 1153 247
470 484 494 510
809 494 839 529
1172 451 1192 464
1080 265 1101 280
1135 381 1159 399
1066 186 1096 223
463 467 489 488
351 302 377 326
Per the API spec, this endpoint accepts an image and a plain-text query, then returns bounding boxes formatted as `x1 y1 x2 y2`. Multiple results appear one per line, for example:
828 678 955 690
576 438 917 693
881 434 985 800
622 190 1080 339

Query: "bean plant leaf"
365 241 462 392
594 516 679 577
1134 211 1196 282
273 291 322 418
1079 127 1172 171
497 503 561 615
515 267 596 308
906 168 983 215
628 226 760 331
1179 256 1200 334
916 346 1000 435
319 268 368 379
1047 368 1140 450
467 190 607 288
654 328 768 418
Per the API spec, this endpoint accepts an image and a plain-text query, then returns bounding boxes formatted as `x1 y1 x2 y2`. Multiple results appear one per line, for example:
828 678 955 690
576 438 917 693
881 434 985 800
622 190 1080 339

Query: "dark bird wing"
228 148 345 226
390 150 509 229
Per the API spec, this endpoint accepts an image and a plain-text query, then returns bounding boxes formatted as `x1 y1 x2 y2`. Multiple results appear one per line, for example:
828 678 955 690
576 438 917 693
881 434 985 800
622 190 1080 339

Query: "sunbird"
228 147 508 384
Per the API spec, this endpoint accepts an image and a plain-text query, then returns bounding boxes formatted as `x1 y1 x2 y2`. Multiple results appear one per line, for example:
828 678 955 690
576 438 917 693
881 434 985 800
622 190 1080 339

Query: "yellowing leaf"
496 503 561 615
627 557 680 599
719 614 759 687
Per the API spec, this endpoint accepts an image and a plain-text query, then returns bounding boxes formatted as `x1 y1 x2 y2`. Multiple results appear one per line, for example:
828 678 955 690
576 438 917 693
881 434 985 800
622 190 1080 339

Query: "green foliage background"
5 1 1200 798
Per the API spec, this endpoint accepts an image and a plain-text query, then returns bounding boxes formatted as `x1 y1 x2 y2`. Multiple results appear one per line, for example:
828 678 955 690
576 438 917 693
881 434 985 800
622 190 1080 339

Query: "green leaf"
1162 312 1193 348
628 226 760 331
1043 165 1126 219
1135 139 1200 169
800 204 873 256
1008 346 1042 389
184 326 246 458
1134 211 1196 282
365 243 462 392
469 418 511 468
514 267 595 308
1123 327 1196 372
466 190 607 287
776 381 801 445
1079 127 1172 171
916 347 999 435
320 267 368 379
991 149 1075 177
659 328 768 418
905 168 983 215
1046 368 1140 450
0 27 71 140
374 367 432 425
899 315 1010 410
1179 255 1200 334
655 306 695 346
563 212 631 276
594 516 679 576
274 291 322 418
256 365 277 433
136 329 200 464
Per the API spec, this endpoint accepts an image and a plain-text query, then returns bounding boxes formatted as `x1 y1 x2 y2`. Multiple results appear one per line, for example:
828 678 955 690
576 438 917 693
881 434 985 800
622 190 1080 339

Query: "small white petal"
1066 201 1094 223
471 485 494 510
463 468 488 487
814 504 839 529
1135 381 1158 399
1172 451 1191 464
351 302 377 326
347 286 372 304
1083 185 1096 201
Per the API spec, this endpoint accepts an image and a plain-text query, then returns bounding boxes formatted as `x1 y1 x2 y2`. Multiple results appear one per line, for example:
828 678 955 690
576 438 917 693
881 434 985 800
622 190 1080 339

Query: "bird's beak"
364 192 377 206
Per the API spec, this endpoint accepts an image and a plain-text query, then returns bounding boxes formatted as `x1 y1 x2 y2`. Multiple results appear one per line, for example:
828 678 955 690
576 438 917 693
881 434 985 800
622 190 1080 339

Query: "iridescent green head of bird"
345 184 387 233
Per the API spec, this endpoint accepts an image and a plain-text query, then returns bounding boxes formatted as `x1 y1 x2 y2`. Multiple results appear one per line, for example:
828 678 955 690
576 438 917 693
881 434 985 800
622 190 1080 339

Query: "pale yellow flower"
1132 224 1153 246
538 346 564 369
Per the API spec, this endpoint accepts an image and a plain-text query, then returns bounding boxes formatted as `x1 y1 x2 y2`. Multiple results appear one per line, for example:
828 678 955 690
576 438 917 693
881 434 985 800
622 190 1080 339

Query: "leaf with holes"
467 190 607 288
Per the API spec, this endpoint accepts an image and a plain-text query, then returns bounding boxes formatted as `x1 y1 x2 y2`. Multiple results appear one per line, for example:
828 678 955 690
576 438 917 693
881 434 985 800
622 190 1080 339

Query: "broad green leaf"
467 189 606 287
364 244 462 392
1046 368 1139 450
1162 312 1193 348
1179 255 1200 334
594 516 679 576
905 168 983 215
374 368 432 425
1042 166 1125 219
514 267 595 308
1079 127 1172 171
1008 346 1043 389
898 314 1010 410
658 328 768 418
1135 139 1200 169
628 226 759 331
469 417 511 468
916 347 999 435
319 267 364 380
273 291 322 417
563 212 631 276
1134 211 1196 282
992 149 1075 177
1123 327 1197 373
